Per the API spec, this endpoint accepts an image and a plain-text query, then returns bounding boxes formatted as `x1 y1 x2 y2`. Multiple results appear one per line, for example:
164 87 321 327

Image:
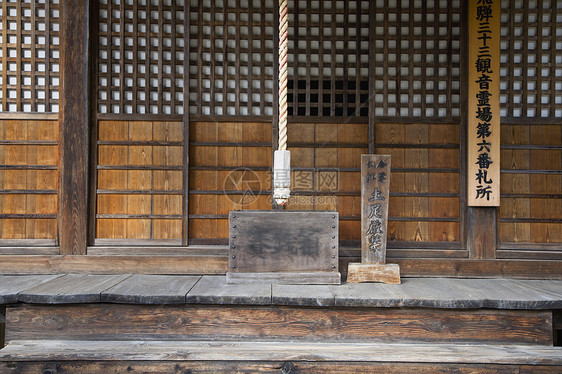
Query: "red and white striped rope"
278 0 288 151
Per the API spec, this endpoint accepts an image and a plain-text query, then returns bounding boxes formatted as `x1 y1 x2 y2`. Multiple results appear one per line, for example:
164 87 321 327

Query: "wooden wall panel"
286 123 366 245
188 122 271 243
95 121 183 243
0 120 58 243
374 123 462 255
499 124 562 258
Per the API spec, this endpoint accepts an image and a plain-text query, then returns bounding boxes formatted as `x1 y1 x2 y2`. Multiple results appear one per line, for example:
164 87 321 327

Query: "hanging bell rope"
273 0 291 206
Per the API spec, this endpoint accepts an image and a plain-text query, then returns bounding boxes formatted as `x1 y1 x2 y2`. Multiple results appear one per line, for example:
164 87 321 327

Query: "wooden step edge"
1 340 561 365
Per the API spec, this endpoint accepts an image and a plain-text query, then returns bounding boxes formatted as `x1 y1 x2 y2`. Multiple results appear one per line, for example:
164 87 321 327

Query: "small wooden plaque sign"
226 210 341 284
347 155 400 284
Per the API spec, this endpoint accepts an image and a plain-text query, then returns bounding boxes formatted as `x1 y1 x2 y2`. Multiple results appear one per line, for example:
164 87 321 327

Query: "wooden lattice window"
0 0 61 112
499 0 562 118
188 0 275 116
287 0 370 118
372 0 461 119
97 0 186 115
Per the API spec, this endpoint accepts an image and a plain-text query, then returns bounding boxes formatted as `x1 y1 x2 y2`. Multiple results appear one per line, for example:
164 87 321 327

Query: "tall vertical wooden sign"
347 155 400 284
468 0 500 206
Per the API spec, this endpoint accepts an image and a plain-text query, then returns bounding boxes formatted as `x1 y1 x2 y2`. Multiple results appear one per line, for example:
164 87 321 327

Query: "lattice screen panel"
499 0 562 118
372 0 461 119
97 0 186 115
287 0 370 117
188 0 275 116
0 0 61 113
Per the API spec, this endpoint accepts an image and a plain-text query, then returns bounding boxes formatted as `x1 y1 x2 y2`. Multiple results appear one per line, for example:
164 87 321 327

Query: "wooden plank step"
2 275 562 310
17 274 131 304
1 340 561 365
0 275 63 304
3 361 562 374
5 304 553 345
101 274 201 304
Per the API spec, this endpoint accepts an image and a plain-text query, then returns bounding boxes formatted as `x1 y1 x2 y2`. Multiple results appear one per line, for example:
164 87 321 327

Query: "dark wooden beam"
59 0 91 254
0 256 560 279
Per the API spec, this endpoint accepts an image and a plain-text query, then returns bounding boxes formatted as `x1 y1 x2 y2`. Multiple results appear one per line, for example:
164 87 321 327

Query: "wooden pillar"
59 0 91 254
467 208 497 259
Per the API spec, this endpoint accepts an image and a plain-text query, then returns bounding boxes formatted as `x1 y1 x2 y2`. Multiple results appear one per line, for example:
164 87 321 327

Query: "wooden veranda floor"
0 274 562 308
1 275 562 373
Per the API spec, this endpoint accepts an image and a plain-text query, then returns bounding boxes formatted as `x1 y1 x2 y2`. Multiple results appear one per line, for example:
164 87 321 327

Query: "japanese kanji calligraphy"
347 154 400 284
361 154 391 264
468 0 500 206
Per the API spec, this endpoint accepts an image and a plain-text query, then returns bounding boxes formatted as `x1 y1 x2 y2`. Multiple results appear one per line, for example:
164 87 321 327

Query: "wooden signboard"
468 0 500 206
226 210 341 284
347 155 400 284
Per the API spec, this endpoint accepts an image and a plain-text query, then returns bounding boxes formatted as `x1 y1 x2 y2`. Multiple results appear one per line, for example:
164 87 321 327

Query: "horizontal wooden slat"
5 304 553 345
0 113 59 120
0 255 227 275
1 340 562 366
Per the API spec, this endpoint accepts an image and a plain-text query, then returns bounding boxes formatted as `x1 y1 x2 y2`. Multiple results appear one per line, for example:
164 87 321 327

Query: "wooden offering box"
226 210 341 284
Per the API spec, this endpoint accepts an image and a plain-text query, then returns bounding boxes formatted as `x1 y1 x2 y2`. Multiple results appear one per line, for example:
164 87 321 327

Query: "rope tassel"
274 0 290 206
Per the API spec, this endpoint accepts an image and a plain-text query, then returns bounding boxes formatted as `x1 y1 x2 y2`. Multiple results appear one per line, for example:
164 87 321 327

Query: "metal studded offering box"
226 210 341 284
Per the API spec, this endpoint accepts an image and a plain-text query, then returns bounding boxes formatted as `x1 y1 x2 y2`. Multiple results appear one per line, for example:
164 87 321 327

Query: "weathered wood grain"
361 155 391 264
346 263 401 284
228 210 339 274
226 272 341 285
185 275 271 305
17 274 131 304
444 278 562 310
0 255 228 275
467 207 497 259
1 340 562 365
272 284 335 307
0 275 63 304
59 0 90 255
4 361 560 374
393 259 562 279
5 304 552 345
101 274 201 304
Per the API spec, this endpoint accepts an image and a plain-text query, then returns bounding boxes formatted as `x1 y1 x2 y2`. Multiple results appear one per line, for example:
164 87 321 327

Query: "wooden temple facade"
0 0 562 372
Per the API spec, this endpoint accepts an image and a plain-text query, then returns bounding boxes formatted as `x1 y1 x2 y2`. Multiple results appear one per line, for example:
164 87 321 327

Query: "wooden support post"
59 0 91 254
347 155 400 284
467 207 497 259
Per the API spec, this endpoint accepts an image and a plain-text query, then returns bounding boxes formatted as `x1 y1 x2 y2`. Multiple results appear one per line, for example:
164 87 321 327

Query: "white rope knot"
273 188 290 206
